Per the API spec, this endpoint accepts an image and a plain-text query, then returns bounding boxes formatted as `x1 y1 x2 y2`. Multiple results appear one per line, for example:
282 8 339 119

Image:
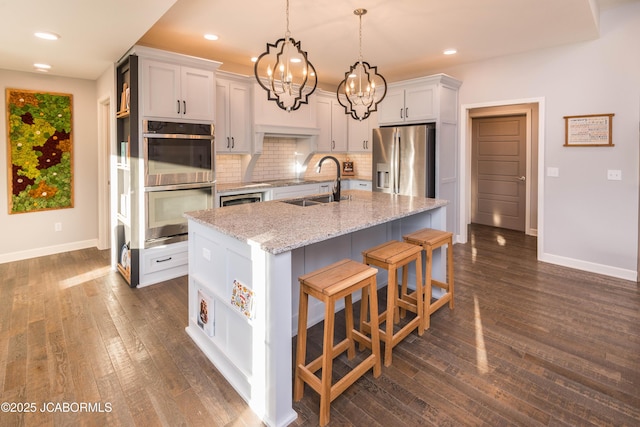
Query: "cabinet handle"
177 100 181 114
400 108 403 119
405 107 408 118
226 137 230 149
332 140 335 150
183 100 186 115
231 137 235 149
156 257 173 263
363 141 366 149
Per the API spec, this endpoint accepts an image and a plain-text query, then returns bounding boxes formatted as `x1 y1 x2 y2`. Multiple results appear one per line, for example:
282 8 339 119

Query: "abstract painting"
6 88 73 213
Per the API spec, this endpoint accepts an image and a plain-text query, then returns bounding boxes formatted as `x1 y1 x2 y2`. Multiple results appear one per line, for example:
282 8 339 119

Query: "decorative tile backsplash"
216 137 372 184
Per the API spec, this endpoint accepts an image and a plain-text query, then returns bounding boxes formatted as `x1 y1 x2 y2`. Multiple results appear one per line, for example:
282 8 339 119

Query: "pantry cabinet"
316 91 347 152
113 46 221 288
138 47 220 122
216 73 252 153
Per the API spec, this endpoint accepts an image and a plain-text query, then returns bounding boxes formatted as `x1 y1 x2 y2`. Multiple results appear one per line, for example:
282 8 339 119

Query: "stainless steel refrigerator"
372 124 436 198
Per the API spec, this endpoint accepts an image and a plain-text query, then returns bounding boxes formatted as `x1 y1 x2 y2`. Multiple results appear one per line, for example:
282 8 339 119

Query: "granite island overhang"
184 190 448 427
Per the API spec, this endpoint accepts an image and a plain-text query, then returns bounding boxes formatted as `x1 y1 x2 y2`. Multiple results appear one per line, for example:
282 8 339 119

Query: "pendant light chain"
358 11 363 64
285 0 291 40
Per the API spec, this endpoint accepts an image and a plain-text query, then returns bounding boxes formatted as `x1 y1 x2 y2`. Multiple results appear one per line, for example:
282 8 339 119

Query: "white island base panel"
186 206 445 427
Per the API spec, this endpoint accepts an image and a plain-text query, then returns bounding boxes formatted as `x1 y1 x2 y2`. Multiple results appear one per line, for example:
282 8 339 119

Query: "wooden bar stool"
360 240 423 367
294 259 381 426
403 228 455 329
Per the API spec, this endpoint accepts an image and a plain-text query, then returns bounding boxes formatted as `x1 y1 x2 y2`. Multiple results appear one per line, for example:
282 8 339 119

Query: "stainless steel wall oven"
143 120 215 186
145 183 214 246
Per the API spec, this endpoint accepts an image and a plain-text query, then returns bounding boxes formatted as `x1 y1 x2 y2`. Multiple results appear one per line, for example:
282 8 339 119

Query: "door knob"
517 176 526 181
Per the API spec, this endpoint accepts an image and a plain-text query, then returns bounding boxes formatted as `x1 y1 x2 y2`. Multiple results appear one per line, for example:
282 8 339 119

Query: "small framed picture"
197 289 215 336
564 113 614 147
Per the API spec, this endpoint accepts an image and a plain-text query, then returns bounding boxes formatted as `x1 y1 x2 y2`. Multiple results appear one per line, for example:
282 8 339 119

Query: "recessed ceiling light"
35 32 60 41
443 49 457 55
34 63 52 71
204 34 219 41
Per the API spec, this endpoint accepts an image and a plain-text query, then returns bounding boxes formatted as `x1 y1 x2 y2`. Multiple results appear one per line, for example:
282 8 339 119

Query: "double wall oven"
143 120 214 246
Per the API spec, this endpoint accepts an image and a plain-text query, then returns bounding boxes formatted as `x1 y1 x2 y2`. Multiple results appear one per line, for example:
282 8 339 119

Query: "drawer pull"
156 257 173 263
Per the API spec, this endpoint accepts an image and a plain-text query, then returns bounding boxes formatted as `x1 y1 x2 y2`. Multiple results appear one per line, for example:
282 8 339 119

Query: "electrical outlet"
54 222 62 232
607 169 622 181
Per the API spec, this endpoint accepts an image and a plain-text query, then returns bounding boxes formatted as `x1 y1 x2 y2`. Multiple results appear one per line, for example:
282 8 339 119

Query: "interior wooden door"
471 115 527 231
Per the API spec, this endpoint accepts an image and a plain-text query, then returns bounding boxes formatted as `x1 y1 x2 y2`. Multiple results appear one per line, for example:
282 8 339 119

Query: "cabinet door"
317 93 347 152
331 101 348 152
181 66 215 121
215 81 230 152
347 111 377 152
316 95 332 151
228 82 250 152
143 60 181 118
377 87 405 125
403 84 436 122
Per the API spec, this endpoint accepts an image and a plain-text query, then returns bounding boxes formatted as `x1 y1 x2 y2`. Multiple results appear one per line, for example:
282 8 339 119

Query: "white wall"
443 3 640 279
0 70 99 263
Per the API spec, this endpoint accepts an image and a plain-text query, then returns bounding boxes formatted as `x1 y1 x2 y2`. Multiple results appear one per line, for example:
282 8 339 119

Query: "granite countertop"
185 190 447 255
216 176 371 194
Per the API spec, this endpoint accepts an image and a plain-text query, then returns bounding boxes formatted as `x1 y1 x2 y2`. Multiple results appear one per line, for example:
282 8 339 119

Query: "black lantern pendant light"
254 0 317 112
337 8 387 121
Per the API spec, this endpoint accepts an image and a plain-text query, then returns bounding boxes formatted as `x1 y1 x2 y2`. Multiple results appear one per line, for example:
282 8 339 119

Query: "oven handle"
145 182 216 192
143 133 214 140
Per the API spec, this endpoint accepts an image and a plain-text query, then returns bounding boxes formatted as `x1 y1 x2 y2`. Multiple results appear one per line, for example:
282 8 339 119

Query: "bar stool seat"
360 240 423 367
403 228 454 329
294 259 381 426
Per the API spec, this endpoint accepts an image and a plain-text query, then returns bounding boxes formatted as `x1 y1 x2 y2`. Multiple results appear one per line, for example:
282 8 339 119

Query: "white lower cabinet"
138 241 189 287
345 179 372 191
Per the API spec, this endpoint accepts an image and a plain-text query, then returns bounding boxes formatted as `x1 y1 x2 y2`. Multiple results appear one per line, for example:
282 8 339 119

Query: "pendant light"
337 8 387 121
254 0 317 112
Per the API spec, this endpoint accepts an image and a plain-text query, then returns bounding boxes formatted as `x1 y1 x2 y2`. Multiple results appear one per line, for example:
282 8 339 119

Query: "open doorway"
460 100 543 247
97 97 111 251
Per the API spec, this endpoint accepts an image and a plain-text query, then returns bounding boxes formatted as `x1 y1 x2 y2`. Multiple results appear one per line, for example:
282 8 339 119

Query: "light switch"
607 169 622 181
547 167 559 177
202 247 211 261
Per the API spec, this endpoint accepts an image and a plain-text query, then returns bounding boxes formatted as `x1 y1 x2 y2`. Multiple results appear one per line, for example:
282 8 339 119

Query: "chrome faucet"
316 155 341 202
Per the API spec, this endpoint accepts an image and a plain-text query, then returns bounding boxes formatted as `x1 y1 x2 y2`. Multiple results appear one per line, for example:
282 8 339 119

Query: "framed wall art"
563 113 614 147
6 88 73 214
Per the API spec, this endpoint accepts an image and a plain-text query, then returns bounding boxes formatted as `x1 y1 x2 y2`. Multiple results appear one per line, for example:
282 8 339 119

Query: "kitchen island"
184 190 448 427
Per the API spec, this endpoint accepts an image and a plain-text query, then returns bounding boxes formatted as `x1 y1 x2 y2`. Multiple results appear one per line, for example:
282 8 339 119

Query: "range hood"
254 124 320 146
240 124 320 182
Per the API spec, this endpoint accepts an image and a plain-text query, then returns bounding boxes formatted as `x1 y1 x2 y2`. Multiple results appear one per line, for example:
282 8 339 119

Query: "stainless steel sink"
281 194 335 207
281 194 351 207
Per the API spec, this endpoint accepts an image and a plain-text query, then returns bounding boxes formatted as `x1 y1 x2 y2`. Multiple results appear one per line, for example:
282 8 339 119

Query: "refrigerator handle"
394 130 401 194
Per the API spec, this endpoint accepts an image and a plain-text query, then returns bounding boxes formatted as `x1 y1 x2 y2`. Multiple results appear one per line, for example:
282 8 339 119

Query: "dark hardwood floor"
0 224 638 426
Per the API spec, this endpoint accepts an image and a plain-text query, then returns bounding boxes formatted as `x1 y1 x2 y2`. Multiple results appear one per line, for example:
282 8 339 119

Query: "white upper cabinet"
316 91 348 152
141 58 217 121
347 111 378 153
378 80 436 125
216 75 251 153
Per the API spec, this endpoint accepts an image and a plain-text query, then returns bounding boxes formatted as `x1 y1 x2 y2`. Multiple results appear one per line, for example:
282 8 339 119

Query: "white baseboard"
0 239 98 264
539 252 637 282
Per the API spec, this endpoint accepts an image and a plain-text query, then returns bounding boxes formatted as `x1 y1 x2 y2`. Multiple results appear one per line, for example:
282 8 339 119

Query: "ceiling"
1 0 636 88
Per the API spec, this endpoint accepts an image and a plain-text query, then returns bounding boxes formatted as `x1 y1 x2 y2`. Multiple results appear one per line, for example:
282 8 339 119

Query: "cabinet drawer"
142 242 188 274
